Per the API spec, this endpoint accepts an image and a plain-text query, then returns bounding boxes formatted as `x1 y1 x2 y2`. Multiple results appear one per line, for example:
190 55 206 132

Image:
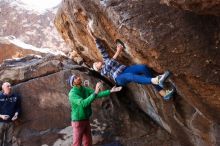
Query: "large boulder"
0 55 176 146
54 0 220 146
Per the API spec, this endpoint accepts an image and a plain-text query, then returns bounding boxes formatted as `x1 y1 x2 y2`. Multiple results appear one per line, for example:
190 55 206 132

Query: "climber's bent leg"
116 73 152 86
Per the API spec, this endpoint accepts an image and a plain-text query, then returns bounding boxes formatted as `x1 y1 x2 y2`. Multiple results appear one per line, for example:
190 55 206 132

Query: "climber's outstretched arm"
112 44 123 59
95 38 110 61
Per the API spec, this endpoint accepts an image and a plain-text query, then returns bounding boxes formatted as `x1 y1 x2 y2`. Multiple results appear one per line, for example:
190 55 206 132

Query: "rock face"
0 36 66 64
0 39 43 64
0 55 176 146
160 0 220 16
55 0 220 146
0 0 70 53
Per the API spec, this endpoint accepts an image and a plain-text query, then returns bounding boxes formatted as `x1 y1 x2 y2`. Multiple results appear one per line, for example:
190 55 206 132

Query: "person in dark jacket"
68 74 122 146
0 82 21 146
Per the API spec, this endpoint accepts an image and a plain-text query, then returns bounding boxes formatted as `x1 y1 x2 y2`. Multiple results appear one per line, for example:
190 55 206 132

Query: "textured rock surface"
55 0 220 146
0 0 70 53
0 55 176 146
160 0 220 16
0 39 43 63
0 36 66 64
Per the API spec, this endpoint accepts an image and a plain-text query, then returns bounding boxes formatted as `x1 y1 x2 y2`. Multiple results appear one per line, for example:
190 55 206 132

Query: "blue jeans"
115 64 162 91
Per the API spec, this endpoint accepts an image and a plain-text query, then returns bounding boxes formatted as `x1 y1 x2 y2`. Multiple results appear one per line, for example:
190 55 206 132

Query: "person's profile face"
83 80 89 87
2 82 12 95
96 62 103 70
73 76 82 85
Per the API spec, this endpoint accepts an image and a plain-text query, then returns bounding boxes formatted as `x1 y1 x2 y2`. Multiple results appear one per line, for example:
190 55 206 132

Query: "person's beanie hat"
68 74 76 87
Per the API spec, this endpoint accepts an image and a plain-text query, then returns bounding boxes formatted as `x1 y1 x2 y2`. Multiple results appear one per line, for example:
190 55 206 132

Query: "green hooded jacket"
68 86 110 121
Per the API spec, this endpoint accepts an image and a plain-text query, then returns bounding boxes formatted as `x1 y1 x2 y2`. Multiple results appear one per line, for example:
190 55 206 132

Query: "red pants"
71 120 92 146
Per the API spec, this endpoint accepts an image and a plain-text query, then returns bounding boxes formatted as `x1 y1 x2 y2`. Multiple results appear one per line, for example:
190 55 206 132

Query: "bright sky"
20 0 62 11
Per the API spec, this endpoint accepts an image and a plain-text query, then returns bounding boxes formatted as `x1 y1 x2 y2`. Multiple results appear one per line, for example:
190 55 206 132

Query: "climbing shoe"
163 88 175 101
158 71 171 88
